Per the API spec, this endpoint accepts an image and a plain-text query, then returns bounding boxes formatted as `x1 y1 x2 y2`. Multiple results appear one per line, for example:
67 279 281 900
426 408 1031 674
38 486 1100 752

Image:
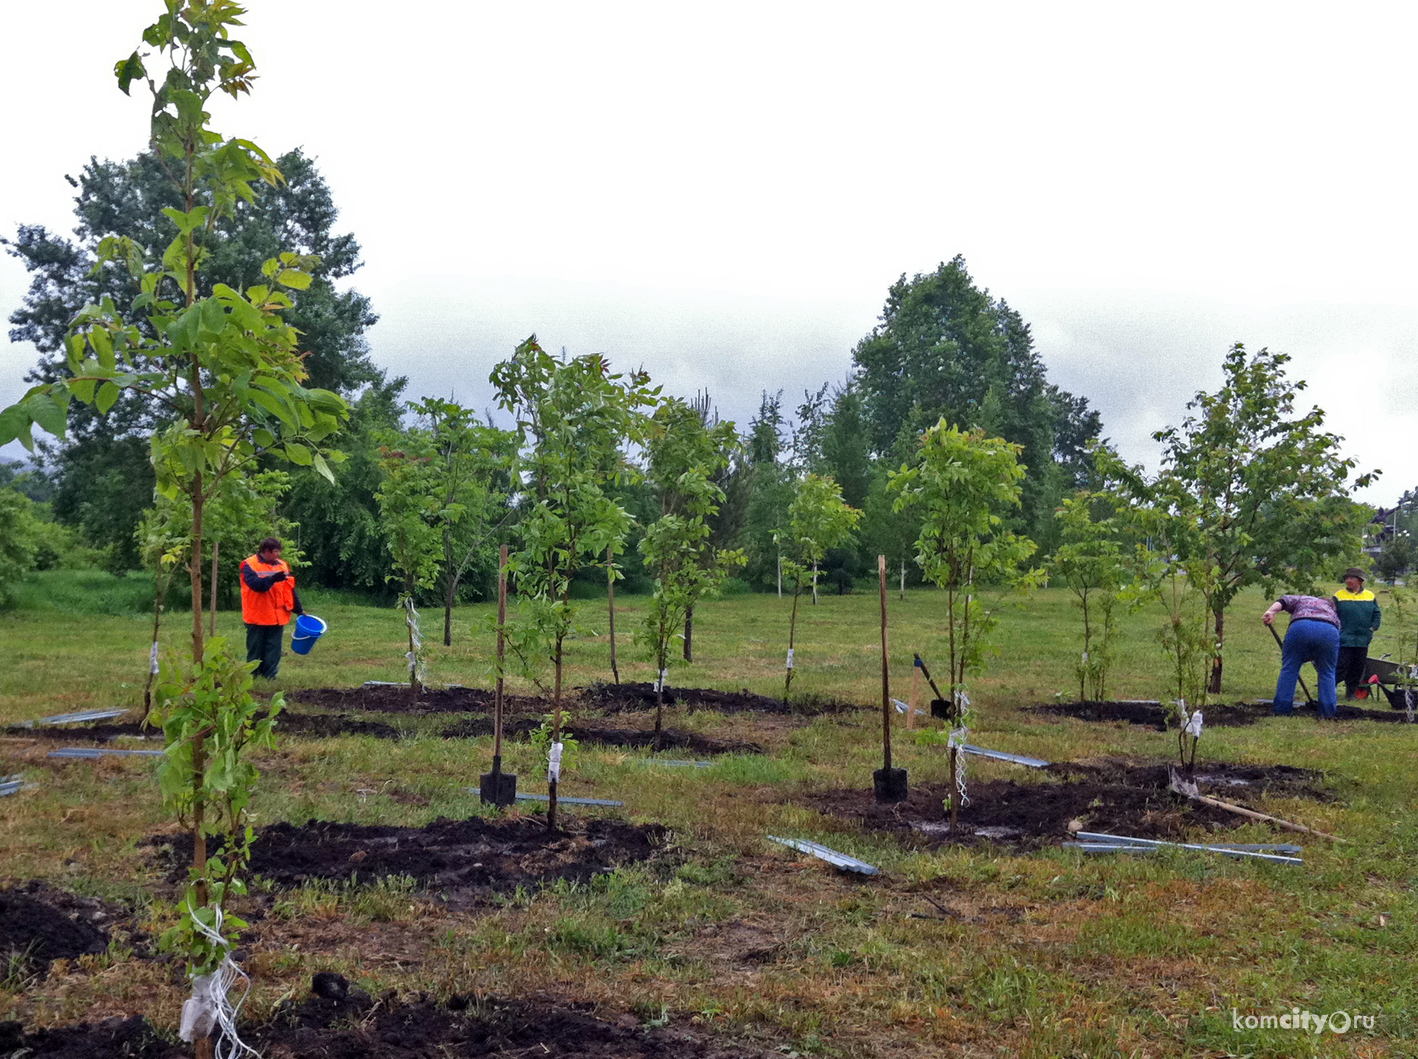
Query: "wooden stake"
493 546 508 763
1190 793 1345 843
606 545 619 685
879 555 891 771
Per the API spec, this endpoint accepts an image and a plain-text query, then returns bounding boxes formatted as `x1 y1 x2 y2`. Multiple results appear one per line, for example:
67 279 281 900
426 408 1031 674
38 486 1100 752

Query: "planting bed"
291 685 545 715
0 882 139 979
1034 698 1413 728
440 716 762 755
153 816 668 900
582 681 853 716
802 758 1331 849
5 711 403 743
0 983 776 1058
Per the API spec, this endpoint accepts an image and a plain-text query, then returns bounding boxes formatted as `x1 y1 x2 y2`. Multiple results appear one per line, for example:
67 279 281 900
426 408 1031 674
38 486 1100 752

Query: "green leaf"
28 393 68 440
283 442 313 466
115 51 146 95
96 382 122 414
249 389 295 427
312 451 335 484
69 378 97 404
273 268 311 291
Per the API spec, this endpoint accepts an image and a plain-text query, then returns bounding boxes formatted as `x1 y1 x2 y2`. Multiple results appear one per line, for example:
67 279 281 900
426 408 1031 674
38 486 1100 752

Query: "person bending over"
1262 594 1340 720
240 537 303 679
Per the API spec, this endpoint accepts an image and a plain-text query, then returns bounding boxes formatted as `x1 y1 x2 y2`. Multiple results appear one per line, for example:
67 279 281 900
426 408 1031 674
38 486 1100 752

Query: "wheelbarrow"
1359 655 1418 711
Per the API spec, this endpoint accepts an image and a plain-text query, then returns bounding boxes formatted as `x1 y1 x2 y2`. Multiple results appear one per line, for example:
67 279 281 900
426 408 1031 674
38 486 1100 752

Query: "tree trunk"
683 605 693 662
811 562 818 605
654 647 666 752
1209 608 1225 694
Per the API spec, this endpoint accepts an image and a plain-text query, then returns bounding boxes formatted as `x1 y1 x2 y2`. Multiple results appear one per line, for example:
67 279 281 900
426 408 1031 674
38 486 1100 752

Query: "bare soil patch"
0 882 135 979
0 985 776 1058
153 816 667 901
801 758 1331 849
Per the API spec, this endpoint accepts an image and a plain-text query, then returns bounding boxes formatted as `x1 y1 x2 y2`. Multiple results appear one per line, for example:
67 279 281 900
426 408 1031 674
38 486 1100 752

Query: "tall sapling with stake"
492 338 658 827
0 4 350 1053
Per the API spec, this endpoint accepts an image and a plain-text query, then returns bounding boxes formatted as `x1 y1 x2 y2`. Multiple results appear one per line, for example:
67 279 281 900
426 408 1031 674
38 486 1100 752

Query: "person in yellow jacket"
240 537 304 679
1335 567 1381 700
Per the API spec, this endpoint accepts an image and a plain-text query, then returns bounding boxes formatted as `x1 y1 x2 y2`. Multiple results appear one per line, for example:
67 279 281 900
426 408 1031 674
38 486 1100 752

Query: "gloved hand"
269 570 288 582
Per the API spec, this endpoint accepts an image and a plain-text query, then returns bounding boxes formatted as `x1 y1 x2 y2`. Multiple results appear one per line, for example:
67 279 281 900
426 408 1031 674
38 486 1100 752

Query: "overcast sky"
3 1 1415 505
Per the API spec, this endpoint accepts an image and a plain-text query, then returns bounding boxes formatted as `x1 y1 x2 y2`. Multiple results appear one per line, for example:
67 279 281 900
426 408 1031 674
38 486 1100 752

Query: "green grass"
2 576 1416 1055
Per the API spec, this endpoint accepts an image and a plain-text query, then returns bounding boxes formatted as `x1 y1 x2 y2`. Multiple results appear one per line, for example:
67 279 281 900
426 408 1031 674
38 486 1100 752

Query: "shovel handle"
1267 620 1315 705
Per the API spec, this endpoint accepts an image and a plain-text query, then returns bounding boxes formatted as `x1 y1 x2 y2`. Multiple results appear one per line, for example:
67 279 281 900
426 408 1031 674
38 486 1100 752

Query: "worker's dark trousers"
1337 646 1369 698
246 623 285 679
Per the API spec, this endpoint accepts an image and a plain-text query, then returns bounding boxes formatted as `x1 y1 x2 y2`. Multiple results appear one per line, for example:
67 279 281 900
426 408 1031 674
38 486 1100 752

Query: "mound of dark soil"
571 726 763 755
275 712 403 740
583 681 852 717
439 715 544 740
1031 701 1266 729
1036 698 1413 728
6 710 401 742
0 986 775 1058
154 816 667 899
1044 759 1329 800
291 685 544 715
802 758 1331 849
0 882 119 978
440 717 761 755
3 722 162 743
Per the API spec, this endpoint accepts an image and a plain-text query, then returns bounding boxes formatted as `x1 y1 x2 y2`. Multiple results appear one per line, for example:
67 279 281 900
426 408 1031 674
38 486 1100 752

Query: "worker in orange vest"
240 537 304 679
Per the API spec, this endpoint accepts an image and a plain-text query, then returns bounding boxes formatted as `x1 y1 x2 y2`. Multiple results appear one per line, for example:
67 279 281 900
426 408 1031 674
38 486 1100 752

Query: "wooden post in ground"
879 555 891 771
606 545 619 684
494 546 508 766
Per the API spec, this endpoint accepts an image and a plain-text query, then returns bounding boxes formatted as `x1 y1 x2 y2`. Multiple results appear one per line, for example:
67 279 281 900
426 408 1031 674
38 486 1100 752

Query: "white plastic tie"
948 726 970 806
548 741 563 782
177 901 257 1059
150 642 160 675
785 649 794 670
654 668 669 692
1184 710 1204 738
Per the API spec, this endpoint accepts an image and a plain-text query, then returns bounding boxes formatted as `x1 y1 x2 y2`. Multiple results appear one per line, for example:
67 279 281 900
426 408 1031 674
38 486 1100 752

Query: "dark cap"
1342 567 1366 581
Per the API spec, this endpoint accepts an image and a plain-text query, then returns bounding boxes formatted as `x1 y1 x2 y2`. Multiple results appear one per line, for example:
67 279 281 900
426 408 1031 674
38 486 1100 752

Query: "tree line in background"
1 146 1388 658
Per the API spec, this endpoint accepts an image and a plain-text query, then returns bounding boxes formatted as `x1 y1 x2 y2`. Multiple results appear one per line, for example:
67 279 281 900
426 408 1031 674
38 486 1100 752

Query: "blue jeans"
1273 619 1339 719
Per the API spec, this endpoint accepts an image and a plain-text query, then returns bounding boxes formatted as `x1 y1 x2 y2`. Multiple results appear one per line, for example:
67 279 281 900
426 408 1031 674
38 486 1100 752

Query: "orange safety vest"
240 554 297 626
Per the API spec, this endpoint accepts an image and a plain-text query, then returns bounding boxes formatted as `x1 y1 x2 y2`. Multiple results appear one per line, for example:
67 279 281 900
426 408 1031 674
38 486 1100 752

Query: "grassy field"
2 573 1415 1057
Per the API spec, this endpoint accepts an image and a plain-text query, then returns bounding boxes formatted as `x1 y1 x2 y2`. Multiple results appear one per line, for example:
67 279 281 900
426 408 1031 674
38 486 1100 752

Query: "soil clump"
153 816 666 901
0 984 775 1058
802 758 1332 849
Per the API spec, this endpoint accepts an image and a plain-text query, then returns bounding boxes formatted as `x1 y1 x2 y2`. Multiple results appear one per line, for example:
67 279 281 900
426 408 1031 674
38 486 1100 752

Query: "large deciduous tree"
852 256 1101 549
1146 344 1376 693
5 140 381 568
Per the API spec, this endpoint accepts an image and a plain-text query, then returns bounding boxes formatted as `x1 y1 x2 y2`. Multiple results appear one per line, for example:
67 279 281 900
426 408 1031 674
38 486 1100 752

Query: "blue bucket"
290 614 327 656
